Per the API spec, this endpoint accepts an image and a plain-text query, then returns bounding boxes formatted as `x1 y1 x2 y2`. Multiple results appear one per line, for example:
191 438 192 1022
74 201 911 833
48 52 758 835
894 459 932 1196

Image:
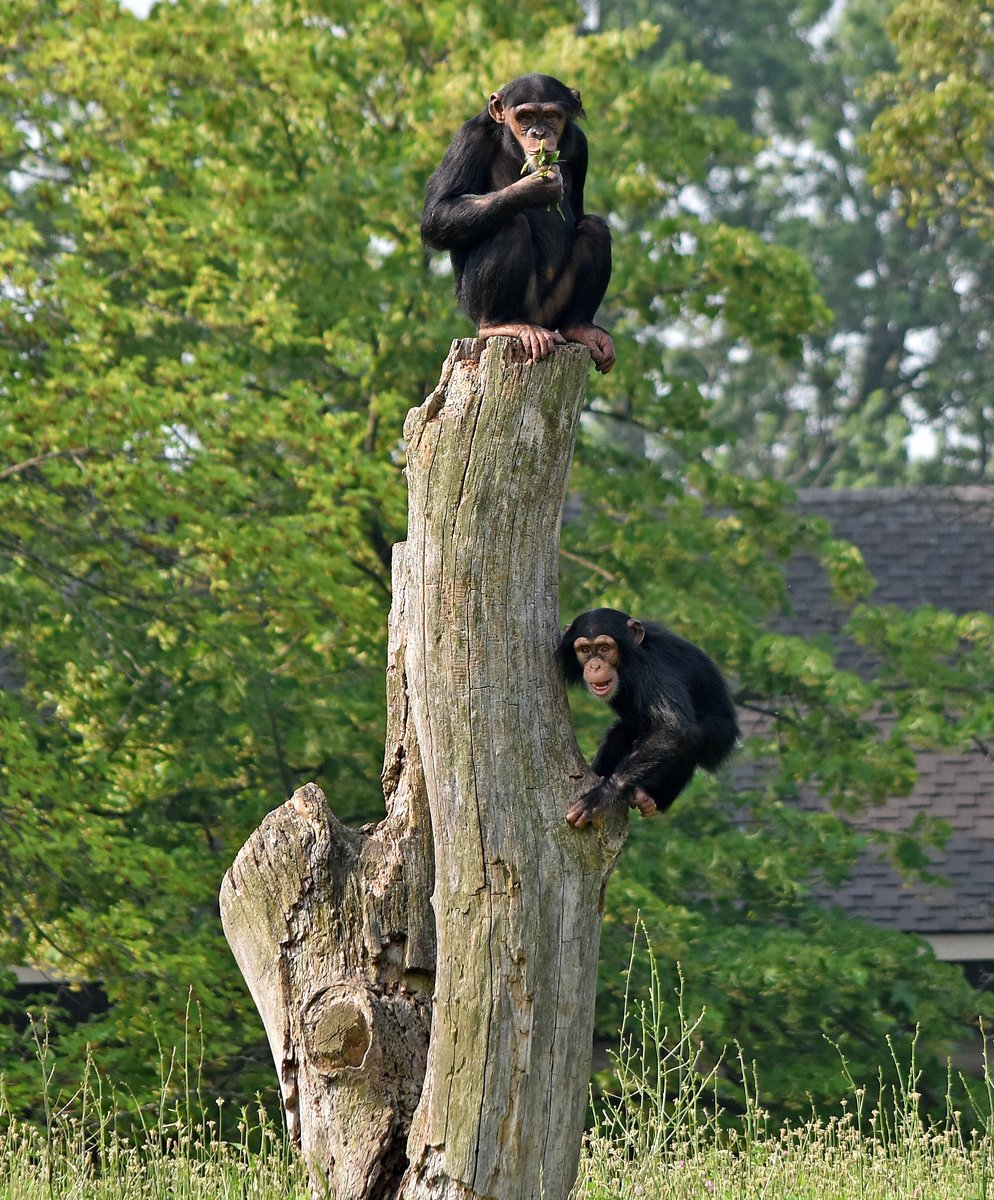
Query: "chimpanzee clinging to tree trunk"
561 609 740 828
421 73 615 373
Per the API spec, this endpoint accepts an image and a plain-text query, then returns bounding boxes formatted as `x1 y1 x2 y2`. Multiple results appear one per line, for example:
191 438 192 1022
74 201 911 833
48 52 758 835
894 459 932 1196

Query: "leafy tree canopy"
866 0 994 237
0 0 988 1122
595 0 994 483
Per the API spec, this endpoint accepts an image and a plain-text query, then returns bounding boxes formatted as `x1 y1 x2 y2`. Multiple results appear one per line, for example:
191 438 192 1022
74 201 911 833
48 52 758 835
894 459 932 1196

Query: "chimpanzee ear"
627 618 645 645
488 93 506 123
570 88 585 117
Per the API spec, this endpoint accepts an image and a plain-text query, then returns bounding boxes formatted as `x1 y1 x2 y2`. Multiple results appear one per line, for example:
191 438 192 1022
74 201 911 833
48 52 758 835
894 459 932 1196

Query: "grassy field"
580 1070 994 1200
577 961 993 1199
2 986 990 1199
0 1072 990 1199
1 1083 990 1200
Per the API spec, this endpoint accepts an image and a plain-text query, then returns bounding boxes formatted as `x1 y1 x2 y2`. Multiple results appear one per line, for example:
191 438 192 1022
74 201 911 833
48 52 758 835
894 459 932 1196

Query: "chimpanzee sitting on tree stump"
421 73 615 374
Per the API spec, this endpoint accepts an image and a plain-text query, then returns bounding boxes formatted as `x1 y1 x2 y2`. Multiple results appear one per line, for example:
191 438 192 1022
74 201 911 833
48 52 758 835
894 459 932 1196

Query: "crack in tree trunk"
220 338 625 1200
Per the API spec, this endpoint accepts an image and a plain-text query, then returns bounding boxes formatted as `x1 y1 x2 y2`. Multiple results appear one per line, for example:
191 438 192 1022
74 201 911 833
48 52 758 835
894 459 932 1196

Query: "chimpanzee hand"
478 320 566 361
566 778 624 829
560 323 616 374
513 164 564 209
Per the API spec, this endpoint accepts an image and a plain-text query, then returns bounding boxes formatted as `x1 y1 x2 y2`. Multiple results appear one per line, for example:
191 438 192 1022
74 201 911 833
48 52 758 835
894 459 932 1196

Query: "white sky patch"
163 423 202 464
808 0 848 50
837 127 857 154
368 234 397 259
953 269 979 297
905 425 938 461
837 194 860 223
676 184 712 218
904 327 939 373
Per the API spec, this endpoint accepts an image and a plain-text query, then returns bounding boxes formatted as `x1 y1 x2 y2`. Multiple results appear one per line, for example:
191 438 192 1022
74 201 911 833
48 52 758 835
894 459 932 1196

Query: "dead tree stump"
220 338 625 1200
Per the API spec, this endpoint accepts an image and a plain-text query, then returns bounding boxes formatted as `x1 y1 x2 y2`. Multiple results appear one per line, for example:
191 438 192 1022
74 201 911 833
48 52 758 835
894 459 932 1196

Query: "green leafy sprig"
521 139 565 219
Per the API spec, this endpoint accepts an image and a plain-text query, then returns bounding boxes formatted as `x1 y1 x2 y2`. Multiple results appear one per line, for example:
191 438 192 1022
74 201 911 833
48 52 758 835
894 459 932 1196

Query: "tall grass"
0 1107 305 1200
2 970 990 1199
0 1017 307 1200
576 943 994 1199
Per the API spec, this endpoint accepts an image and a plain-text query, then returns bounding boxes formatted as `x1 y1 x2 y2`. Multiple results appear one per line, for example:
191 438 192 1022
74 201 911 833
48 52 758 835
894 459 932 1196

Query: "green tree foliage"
860 0 994 477
866 0 994 238
596 0 839 134
596 0 994 483
0 0 988 1122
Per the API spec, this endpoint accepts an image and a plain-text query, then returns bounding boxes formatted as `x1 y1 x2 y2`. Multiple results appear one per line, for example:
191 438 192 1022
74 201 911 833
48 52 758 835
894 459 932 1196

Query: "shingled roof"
782 487 994 949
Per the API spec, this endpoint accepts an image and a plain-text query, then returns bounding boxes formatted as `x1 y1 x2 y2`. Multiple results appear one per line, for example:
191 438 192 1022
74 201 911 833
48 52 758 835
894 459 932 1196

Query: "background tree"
593 0 994 482
0 0 988 1125
862 0 994 476
866 0 994 238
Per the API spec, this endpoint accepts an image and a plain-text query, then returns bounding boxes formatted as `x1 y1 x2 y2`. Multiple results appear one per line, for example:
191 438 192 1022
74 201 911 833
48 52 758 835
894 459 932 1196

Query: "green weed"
576 928 993 1199
1 964 989 1199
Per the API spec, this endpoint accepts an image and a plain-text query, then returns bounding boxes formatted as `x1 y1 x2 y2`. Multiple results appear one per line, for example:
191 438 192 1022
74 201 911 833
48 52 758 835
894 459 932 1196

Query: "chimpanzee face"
571 635 622 702
505 103 569 154
488 95 570 155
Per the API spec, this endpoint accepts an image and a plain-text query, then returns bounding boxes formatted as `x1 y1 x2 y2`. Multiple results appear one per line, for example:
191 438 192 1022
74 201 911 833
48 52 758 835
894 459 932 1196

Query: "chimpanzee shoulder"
421 114 500 223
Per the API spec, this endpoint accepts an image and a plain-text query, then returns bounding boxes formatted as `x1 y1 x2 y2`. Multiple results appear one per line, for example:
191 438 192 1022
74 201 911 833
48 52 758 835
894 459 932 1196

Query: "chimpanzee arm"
597 719 697 811
567 694 698 829
563 126 589 218
590 720 635 778
421 121 563 250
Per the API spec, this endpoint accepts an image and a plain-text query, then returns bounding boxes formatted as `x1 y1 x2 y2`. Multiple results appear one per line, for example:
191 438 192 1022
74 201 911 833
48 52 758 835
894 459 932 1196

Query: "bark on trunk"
220 544 435 1200
220 338 624 1200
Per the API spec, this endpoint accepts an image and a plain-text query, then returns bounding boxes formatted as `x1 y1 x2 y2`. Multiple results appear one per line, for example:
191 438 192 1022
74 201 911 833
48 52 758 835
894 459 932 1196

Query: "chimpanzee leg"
640 759 696 814
458 215 568 361
457 214 539 326
534 215 614 372
535 215 612 329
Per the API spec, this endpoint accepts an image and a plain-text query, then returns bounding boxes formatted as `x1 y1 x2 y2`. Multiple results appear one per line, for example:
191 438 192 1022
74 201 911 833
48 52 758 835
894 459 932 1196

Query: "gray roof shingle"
777 487 994 937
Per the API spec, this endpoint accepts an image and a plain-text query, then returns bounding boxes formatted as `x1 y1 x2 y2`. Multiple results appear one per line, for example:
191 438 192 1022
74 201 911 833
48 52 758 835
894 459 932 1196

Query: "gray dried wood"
221 338 625 1200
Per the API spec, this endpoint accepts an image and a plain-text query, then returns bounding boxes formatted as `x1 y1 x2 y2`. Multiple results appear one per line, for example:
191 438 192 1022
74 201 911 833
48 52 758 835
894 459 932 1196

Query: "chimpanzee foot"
560 323 615 373
478 322 566 362
629 788 657 818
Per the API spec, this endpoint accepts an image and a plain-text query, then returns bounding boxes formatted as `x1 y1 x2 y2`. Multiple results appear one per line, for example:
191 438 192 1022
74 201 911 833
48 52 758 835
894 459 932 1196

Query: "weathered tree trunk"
219 544 435 1200
220 338 624 1200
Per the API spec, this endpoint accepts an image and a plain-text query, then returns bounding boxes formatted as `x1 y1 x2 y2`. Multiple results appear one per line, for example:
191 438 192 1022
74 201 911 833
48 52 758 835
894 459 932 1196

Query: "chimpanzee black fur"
560 608 739 827
421 73 614 372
